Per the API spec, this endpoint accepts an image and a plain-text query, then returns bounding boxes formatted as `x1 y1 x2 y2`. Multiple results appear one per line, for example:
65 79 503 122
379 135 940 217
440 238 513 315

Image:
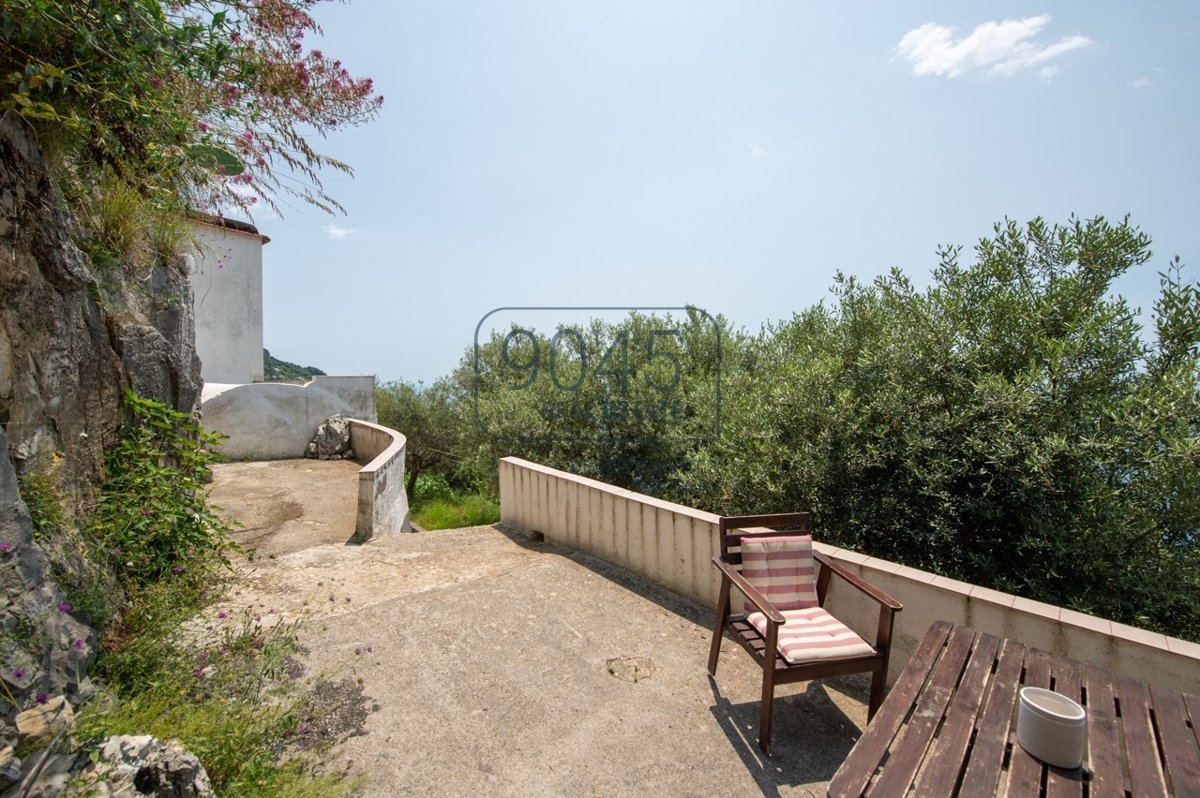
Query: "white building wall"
190 221 266 384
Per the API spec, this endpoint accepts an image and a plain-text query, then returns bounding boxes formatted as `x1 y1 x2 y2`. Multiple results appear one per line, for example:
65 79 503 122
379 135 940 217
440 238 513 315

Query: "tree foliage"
399 216 1199 640
0 0 382 222
680 216 1199 638
449 309 727 495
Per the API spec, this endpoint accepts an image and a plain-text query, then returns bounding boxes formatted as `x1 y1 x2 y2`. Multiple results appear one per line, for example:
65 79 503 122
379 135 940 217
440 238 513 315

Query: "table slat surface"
826 620 954 797
1119 672 1171 798
912 632 1000 795
828 622 1200 797
1151 686 1200 798
1082 663 1122 798
958 637 1026 796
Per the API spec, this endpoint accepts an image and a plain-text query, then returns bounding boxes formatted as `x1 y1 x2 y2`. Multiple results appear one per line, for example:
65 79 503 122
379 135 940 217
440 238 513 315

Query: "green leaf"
188 143 244 176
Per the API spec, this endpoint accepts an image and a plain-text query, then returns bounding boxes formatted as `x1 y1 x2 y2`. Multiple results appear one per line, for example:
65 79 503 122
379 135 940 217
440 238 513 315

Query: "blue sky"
249 2 1199 384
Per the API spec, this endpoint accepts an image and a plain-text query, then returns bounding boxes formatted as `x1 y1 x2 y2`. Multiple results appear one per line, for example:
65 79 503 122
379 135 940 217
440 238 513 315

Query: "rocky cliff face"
0 110 203 718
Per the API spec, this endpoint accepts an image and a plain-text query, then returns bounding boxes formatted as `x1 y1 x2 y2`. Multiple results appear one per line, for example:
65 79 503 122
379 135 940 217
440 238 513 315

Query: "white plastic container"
1016 687 1087 769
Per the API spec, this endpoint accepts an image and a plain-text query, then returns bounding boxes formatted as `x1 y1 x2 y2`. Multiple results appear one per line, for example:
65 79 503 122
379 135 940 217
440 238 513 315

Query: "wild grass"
409 472 499 530
67 393 361 796
413 495 500 530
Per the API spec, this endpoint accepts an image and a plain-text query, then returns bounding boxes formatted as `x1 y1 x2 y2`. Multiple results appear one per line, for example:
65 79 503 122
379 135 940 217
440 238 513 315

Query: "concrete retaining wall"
348 419 410 541
499 457 1200 696
200 376 376 460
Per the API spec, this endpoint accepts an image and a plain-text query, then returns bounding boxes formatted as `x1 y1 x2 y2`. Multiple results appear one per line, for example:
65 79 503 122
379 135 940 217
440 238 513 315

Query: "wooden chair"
707 513 903 754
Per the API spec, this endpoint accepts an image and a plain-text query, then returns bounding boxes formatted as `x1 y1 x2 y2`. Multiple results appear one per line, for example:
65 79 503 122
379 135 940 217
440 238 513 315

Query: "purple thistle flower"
35 693 48 705
0 543 13 553
172 566 185 574
142 509 151 517
72 639 84 650
217 611 227 620
56 601 72 613
12 668 26 681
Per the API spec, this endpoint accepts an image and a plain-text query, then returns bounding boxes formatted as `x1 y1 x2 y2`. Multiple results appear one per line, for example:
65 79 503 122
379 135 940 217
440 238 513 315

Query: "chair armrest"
814 552 903 611
713 557 786 625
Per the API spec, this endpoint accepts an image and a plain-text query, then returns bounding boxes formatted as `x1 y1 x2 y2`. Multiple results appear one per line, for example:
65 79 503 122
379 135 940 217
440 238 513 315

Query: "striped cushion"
747 607 876 664
740 534 817 612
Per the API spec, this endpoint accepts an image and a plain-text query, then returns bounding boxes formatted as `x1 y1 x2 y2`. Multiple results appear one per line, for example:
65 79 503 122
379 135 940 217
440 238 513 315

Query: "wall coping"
349 419 405 477
498 456 1200 666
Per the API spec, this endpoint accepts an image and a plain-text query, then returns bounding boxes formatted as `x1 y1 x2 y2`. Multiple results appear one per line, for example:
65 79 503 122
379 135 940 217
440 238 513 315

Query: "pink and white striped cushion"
740 534 817 612
747 607 876 664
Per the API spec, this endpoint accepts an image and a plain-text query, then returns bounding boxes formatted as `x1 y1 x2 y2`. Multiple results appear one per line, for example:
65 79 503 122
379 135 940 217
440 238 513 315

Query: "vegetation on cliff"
2 1 379 792
1 0 382 271
263 348 326 381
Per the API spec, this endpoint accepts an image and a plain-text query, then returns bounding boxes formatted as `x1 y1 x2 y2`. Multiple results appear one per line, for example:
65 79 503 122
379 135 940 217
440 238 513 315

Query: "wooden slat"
958 637 1027 796
1082 663 1123 798
1150 686 1200 798
828 620 954 798
912 632 1001 795
1045 655 1086 798
1116 672 1170 798
1186 694 1200 749
1008 646 1053 795
866 624 977 797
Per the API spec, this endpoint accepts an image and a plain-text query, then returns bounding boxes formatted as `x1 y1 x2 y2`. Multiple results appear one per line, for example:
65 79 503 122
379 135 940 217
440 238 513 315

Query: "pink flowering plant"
0 0 382 218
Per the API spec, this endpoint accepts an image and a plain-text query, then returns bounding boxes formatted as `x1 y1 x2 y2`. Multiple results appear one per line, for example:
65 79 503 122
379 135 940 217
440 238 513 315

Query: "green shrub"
81 581 358 797
90 391 235 588
411 473 455 509
413 496 500 530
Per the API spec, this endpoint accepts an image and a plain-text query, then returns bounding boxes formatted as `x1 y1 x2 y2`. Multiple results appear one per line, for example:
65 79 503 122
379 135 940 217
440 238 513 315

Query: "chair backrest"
720 513 816 612
717 512 814 562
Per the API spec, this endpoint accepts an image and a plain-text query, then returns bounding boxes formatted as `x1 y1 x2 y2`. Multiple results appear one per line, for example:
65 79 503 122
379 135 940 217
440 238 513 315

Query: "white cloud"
322 223 361 240
748 143 768 159
897 15 1091 79
1130 74 1156 89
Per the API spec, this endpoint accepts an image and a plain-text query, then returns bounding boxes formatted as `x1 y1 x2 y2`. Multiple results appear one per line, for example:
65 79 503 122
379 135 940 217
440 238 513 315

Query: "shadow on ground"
493 521 866 794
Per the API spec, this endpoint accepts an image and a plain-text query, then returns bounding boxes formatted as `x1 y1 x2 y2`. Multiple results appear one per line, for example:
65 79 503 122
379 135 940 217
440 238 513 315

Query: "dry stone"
74 735 215 798
15 696 73 748
307 414 352 459
0 745 19 791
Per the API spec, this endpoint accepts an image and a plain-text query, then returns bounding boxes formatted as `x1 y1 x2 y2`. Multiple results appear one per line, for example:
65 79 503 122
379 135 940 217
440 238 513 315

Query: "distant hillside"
263 348 327 381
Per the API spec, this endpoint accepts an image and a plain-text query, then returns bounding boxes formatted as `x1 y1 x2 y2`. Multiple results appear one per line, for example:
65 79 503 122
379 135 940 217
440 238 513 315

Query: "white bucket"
1016 687 1087 769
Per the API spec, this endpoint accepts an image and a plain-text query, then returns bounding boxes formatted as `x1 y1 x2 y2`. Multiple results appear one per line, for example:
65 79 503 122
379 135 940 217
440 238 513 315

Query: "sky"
247 2 1200 384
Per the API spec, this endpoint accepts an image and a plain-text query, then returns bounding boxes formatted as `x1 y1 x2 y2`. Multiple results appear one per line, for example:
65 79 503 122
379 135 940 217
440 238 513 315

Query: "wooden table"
828 620 1200 797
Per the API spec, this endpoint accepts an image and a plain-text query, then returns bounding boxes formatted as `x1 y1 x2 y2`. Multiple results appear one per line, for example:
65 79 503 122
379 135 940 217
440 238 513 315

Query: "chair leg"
707 582 731 676
867 664 886 720
759 663 776 754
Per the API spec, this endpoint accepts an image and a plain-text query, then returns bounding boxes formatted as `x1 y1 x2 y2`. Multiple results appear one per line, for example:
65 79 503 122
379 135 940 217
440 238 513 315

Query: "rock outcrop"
0 110 202 719
306 414 354 460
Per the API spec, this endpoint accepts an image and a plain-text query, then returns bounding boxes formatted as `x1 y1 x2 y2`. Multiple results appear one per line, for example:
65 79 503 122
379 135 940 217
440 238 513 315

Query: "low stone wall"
348 419 410 542
200 376 376 460
499 457 1200 696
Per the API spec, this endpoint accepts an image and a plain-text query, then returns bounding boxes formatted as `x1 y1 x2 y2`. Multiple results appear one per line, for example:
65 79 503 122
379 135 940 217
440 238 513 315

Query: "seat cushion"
740 534 817 612
747 607 876 664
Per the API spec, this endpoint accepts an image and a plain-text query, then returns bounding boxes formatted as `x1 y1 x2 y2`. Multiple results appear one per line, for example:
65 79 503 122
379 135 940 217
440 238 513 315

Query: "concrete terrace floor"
208 461 871 797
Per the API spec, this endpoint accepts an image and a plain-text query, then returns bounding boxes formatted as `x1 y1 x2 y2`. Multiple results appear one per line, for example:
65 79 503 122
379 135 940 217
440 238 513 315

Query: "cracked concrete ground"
208 460 869 797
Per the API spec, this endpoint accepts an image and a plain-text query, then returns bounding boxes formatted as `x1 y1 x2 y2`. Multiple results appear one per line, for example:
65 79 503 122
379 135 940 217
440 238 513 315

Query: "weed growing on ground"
410 473 499 530
70 392 362 796
413 495 499 530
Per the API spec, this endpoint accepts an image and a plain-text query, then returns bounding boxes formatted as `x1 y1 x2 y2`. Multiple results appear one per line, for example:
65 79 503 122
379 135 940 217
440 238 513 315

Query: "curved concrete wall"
200 376 375 460
499 456 1200 698
348 419 410 541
